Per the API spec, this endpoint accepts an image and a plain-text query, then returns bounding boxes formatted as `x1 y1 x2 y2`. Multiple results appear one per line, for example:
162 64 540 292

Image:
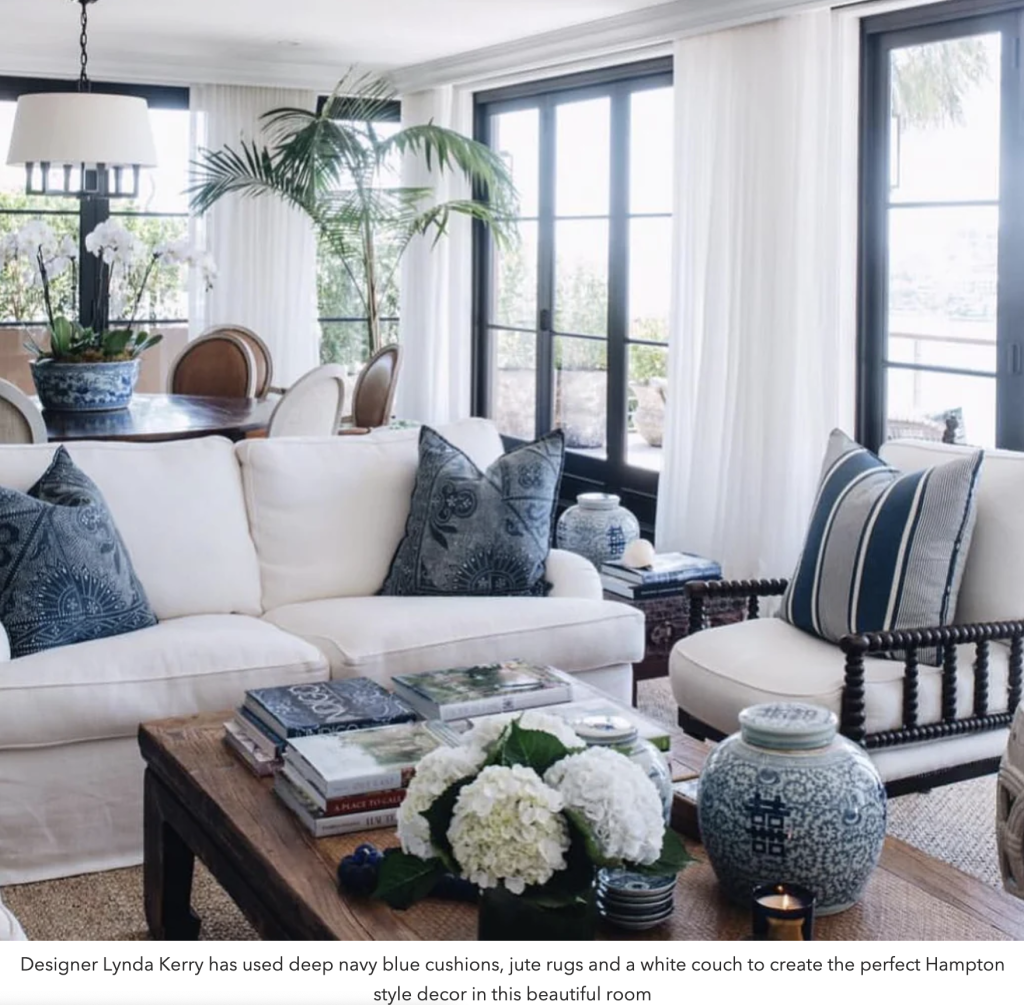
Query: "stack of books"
223 677 419 778
600 551 721 601
276 720 460 836
391 659 573 720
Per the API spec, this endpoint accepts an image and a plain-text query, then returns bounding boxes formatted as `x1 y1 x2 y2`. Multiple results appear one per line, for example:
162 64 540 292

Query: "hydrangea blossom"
463 710 584 754
396 745 486 860
447 764 569 894
545 746 664 865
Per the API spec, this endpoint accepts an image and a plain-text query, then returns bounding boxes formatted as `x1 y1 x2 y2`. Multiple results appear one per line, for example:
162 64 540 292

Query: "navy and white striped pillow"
781 430 983 657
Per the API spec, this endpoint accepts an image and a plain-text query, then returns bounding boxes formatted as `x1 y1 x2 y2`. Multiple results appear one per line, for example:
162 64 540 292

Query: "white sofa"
0 418 644 885
671 439 1024 788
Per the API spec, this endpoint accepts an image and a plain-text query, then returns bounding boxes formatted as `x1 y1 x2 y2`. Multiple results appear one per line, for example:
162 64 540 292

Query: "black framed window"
860 1 1024 451
0 78 190 336
316 97 402 369
473 60 673 528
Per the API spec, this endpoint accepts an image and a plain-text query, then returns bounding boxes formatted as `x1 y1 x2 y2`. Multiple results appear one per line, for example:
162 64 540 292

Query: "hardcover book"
602 552 721 586
273 772 399 838
391 659 572 721
234 708 287 757
243 677 419 739
285 720 460 799
223 721 279 778
601 574 697 601
279 763 406 816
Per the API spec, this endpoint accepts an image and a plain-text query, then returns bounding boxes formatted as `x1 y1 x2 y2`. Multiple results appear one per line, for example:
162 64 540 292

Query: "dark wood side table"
605 589 749 701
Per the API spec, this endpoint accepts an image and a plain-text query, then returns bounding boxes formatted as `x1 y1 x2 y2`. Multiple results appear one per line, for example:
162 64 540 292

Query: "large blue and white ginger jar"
697 702 886 915
31 359 140 412
556 493 639 568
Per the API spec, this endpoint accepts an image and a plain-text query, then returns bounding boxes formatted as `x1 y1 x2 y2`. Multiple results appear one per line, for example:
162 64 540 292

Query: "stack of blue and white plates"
596 868 676 931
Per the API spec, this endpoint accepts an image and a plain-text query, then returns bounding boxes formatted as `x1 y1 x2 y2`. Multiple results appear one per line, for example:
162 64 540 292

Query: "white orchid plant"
373 711 691 911
0 218 215 363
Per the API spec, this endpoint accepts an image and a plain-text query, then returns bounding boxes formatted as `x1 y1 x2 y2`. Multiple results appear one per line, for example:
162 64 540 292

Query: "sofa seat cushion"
0 615 329 749
670 616 1011 742
263 596 645 684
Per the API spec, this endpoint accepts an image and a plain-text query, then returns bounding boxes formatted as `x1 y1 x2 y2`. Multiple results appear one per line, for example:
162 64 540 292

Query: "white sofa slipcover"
0 419 644 885
671 439 1023 785
0 890 25 940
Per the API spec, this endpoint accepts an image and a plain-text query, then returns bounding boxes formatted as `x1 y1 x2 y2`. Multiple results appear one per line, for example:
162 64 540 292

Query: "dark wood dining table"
39 393 278 443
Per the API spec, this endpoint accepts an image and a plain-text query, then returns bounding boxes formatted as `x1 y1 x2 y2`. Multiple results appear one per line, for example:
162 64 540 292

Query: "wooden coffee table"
138 713 1024 941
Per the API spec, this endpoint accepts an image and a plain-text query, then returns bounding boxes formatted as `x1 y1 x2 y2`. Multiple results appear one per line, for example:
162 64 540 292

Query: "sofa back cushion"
0 437 262 621
880 439 1024 624
236 419 505 610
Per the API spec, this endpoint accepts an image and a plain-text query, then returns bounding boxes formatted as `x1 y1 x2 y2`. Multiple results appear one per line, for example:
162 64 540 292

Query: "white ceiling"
0 0 679 88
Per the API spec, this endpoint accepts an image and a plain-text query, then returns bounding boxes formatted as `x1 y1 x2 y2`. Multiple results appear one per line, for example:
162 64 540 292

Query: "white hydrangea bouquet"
373 711 691 932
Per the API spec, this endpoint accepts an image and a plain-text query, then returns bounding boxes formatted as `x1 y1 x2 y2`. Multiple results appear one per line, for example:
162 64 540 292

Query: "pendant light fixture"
6 0 157 199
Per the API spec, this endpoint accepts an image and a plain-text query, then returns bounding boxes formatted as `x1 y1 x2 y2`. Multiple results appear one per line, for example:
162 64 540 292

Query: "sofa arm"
686 578 788 635
0 623 9 662
545 549 602 600
839 620 1024 747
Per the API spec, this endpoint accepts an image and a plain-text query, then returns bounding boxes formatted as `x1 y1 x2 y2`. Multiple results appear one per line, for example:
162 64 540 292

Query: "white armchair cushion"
263 595 644 684
0 622 9 662
0 892 25 940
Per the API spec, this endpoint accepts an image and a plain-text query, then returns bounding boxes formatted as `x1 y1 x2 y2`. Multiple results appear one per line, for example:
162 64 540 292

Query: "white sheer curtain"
394 86 475 425
655 10 859 579
189 85 321 386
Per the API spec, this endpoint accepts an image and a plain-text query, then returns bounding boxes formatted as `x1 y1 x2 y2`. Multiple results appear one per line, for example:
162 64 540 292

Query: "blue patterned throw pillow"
781 430 983 658
0 447 157 658
381 427 565 597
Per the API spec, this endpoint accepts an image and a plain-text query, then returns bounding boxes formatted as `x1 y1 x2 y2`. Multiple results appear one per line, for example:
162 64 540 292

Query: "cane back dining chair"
0 378 47 443
267 364 347 438
195 324 277 398
339 344 402 435
167 331 257 399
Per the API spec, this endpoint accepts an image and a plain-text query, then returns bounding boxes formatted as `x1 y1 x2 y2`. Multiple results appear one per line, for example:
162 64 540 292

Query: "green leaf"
499 721 574 776
526 814 598 905
49 316 73 356
633 829 696 877
372 850 446 910
422 777 474 873
101 329 134 357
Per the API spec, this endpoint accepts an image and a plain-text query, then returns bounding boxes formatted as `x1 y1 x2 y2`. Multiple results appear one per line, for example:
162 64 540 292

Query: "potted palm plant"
0 219 215 412
189 71 517 359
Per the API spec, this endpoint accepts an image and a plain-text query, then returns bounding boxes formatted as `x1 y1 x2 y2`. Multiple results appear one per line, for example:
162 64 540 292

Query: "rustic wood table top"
137 712 1024 941
40 393 277 443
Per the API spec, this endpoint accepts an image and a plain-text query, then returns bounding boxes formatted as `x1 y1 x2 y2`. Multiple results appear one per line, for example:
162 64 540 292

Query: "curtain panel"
395 86 475 426
655 10 859 579
189 84 321 387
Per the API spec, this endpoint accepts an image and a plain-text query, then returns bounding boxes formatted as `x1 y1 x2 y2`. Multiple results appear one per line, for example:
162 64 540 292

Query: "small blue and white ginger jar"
31 359 140 412
697 702 886 915
556 493 639 568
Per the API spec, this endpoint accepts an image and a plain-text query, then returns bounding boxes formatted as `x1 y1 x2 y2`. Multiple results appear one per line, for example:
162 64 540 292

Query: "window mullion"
77 196 109 332
536 97 557 439
606 86 630 477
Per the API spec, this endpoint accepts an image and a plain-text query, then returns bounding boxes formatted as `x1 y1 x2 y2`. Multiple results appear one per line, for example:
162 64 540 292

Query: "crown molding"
391 0 828 93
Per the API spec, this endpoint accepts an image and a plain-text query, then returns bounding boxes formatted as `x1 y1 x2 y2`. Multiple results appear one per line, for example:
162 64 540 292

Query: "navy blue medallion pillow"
781 430 983 662
381 427 565 597
0 447 157 658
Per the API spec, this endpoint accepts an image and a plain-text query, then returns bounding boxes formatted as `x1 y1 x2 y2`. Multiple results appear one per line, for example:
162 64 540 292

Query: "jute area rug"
2 678 1003 940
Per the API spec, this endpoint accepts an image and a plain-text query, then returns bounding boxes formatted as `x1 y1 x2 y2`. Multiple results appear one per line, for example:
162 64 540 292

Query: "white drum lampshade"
6 92 157 197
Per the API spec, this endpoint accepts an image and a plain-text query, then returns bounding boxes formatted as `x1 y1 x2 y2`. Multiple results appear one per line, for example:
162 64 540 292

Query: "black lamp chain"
79 0 91 92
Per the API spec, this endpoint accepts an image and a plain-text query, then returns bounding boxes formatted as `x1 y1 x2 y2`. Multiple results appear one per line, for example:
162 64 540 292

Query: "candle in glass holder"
752 884 815 941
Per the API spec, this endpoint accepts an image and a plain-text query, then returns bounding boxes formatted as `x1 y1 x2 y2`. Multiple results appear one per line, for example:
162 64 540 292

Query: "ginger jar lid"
738 703 837 751
576 492 621 510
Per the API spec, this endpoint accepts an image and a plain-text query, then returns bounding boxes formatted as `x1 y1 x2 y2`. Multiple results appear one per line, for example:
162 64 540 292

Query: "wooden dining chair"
339 344 402 435
267 364 347 438
167 332 257 399
0 379 46 443
196 324 276 398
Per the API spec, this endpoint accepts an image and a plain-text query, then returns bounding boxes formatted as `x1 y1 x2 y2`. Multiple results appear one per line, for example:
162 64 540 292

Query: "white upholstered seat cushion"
263 596 644 684
670 617 1012 782
0 615 328 749
0 438 262 620
0 892 25 940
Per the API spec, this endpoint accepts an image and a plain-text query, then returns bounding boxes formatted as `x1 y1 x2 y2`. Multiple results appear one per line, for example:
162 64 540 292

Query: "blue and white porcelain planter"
556 493 640 568
31 359 140 413
697 702 886 915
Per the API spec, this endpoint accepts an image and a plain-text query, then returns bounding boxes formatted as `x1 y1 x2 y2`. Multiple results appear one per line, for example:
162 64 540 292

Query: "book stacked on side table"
276 721 460 837
223 677 418 778
600 551 722 601
391 659 573 720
